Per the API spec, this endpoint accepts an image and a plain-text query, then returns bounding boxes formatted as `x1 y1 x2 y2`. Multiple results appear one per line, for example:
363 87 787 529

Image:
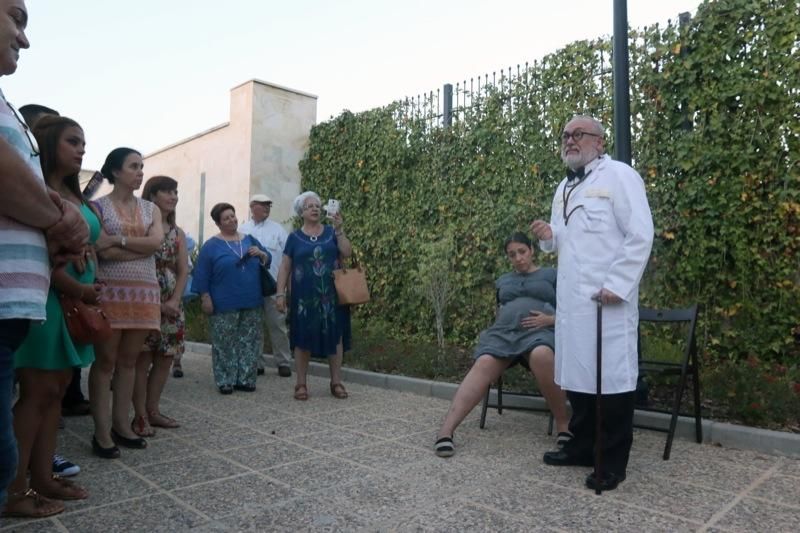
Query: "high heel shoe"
110 428 147 449
91 435 120 459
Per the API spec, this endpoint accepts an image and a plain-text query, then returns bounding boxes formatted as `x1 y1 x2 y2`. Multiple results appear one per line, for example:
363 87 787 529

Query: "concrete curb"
185 341 800 458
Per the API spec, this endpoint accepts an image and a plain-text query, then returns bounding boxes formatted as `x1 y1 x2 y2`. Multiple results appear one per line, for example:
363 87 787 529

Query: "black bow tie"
567 167 586 180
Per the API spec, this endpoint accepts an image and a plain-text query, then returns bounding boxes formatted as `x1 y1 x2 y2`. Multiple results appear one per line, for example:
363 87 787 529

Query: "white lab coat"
540 155 654 394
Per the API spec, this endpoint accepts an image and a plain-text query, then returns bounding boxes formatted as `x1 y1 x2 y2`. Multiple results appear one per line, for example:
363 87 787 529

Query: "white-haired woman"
275 191 352 400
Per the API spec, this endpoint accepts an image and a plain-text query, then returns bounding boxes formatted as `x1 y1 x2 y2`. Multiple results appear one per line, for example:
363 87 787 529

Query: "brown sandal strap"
294 384 309 401
330 382 348 399
2 488 65 518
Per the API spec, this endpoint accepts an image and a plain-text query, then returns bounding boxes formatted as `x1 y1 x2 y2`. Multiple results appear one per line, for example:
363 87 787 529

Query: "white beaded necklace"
221 235 244 268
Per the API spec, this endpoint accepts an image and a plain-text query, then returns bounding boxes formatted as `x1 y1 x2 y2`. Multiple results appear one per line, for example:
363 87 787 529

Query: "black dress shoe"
256 367 265 376
277 366 292 378
234 384 256 392
543 450 594 467
219 385 234 395
586 471 626 491
92 435 120 459
110 428 147 449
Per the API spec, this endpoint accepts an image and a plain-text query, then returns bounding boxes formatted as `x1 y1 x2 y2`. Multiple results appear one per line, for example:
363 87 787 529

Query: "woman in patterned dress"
4 116 94 517
191 203 269 394
90 148 162 457
130 176 188 436
275 191 352 401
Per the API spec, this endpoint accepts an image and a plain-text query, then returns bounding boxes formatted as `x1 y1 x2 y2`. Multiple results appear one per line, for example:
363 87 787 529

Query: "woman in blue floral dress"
276 191 352 401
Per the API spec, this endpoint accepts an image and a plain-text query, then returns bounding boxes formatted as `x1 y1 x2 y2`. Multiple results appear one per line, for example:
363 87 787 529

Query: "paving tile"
176 427 271 452
224 439 318 471
344 417 428 439
55 494 206 532
0 518 63 532
134 452 248 490
749 473 800 508
324 472 444 524
612 474 738 523
305 406 386 427
262 455 375 493
253 415 336 439
335 441 435 473
118 434 198 468
289 427 385 451
59 467 155 514
393 500 550 532
171 472 298 517
193 496 369 532
713 497 800 531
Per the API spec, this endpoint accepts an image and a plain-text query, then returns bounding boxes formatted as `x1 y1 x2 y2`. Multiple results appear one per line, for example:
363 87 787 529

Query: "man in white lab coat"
531 115 654 491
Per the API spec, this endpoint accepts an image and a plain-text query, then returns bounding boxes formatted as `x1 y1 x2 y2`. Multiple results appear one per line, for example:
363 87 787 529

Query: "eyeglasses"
303 204 321 211
561 130 602 143
5 101 39 158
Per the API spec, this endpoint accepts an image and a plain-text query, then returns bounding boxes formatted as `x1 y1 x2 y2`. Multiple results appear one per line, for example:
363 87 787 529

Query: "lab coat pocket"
579 197 611 234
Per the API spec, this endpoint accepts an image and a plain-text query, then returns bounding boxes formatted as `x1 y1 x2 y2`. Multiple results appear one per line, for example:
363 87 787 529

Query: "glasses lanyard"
562 170 592 226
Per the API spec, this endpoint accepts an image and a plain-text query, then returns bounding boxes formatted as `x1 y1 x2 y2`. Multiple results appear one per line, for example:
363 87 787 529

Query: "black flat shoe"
256 367 265 376
110 428 147 449
542 450 594 467
172 367 184 378
91 435 120 459
277 366 292 378
586 471 626 491
219 385 234 395
234 384 256 392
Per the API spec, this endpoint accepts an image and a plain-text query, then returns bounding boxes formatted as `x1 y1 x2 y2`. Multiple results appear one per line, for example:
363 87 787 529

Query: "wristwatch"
120 236 127 248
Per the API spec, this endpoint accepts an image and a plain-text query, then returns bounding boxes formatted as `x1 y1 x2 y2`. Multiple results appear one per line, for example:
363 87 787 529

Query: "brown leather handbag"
59 294 112 345
333 265 370 305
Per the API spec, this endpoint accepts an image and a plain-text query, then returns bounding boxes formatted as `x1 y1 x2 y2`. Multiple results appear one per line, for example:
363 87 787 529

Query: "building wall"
142 80 317 243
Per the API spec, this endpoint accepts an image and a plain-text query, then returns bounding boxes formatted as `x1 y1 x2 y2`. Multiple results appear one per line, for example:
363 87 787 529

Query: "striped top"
0 89 50 320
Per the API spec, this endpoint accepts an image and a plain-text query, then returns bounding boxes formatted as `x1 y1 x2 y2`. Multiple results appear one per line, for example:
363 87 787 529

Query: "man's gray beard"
562 152 585 170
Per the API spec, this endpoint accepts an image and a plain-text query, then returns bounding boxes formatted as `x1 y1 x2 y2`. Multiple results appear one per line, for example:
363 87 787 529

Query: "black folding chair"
635 304 702 460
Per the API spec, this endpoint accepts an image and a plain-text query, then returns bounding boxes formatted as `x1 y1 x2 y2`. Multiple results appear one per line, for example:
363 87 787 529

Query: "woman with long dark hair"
90 148 162 457
5 116 95 517
131 176 188 436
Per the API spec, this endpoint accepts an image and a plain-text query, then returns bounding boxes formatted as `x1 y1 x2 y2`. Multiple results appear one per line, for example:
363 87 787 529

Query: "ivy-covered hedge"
299 0 799 364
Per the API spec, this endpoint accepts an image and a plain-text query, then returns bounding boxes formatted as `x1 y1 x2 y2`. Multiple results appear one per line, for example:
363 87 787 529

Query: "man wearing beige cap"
240 193 292 377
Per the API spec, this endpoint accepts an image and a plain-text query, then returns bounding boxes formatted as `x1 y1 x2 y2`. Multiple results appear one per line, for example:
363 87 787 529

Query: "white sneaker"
52 454 80 477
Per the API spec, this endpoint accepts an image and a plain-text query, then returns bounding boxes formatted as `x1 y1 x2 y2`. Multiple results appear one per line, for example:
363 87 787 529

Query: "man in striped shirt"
0 0 89 512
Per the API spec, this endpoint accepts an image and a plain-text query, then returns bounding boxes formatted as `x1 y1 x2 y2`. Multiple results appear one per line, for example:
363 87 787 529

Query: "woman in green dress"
4 116 99 517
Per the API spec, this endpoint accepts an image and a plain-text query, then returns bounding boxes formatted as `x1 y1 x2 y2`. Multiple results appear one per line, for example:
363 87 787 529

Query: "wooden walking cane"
594 298 603 495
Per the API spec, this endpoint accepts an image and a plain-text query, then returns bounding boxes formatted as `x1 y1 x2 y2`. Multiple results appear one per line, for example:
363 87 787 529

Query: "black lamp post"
612 0 631 165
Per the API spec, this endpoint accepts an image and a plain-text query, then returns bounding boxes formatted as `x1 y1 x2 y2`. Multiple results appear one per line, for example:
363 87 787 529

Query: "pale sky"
3 0 701 170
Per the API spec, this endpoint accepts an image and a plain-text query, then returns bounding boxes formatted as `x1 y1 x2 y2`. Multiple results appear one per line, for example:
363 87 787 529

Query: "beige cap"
250 194 273 204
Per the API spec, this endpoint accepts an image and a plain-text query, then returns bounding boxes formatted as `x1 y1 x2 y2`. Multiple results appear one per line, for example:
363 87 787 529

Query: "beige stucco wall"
141 80 317 243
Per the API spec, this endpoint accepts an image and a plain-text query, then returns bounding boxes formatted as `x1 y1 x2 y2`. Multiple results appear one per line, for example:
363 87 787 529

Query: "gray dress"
473 268 556 365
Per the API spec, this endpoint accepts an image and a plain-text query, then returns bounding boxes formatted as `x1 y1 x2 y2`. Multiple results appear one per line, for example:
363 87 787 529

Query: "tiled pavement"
2 350 799 532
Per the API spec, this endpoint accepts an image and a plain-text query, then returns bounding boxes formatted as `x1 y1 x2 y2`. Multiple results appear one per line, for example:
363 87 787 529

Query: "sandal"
148 411 180 429
330 382 348 399
131 415 155 437
434 436 455 458
293 384 309 401
34 475 89 501
1 488 64 518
